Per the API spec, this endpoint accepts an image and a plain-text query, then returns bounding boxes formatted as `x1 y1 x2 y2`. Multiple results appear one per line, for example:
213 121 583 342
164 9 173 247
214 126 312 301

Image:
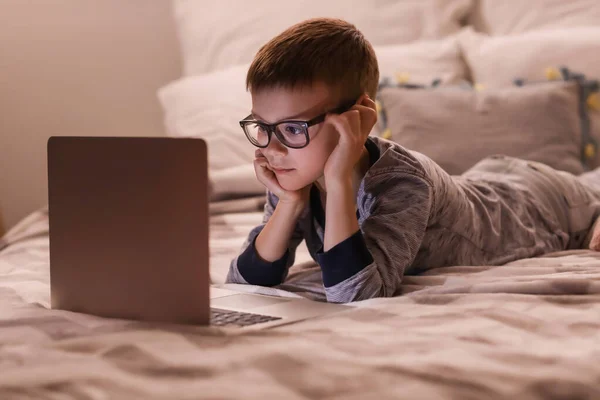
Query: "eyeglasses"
239 99 357 149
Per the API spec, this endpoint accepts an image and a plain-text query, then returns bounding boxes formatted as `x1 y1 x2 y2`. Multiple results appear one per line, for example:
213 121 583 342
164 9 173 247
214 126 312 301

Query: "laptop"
47 136 349 330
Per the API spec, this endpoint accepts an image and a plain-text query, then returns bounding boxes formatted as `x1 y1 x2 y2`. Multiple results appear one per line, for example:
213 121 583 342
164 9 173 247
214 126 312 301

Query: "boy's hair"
246 18 379 101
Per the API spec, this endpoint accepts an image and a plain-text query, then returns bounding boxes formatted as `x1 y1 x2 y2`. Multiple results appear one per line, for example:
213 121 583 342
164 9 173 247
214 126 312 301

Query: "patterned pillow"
376 77 592 176
459 27 600 167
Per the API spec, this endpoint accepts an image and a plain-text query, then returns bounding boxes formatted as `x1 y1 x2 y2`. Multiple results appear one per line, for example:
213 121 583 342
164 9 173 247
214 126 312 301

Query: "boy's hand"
323 94 377 185
254 150 311 206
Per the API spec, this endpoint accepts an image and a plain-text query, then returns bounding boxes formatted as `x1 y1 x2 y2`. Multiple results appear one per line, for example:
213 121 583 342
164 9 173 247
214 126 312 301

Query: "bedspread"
1 205 600 399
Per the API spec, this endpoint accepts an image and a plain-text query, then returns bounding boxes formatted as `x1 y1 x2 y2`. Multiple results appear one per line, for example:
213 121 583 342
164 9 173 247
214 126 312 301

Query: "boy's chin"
279 181 306 192
278 176 312 192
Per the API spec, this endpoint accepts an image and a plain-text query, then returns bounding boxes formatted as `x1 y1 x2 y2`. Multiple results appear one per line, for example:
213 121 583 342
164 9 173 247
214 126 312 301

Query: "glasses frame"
239 99 357 149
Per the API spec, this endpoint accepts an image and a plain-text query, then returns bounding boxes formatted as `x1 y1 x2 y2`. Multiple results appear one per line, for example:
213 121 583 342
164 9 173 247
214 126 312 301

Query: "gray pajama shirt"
226 137 600 303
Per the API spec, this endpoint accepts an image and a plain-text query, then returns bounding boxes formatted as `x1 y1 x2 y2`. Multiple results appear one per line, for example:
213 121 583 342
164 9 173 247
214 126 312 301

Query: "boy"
226 18 600 303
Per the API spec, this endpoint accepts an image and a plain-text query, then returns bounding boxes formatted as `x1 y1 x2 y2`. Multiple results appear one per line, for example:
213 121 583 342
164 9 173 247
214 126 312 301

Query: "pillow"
459 27 600 168
466 0 600 35
158 64 263 200
173 0 473 75
377 81 586 176
375 36 468 86
459 28 600 88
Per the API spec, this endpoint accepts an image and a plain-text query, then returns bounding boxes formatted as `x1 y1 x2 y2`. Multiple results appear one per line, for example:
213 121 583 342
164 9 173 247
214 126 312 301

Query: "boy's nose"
264 135 287 156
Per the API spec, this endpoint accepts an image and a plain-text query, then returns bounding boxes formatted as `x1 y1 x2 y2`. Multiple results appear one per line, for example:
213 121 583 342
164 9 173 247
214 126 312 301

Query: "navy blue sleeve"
316 230 374 288
236 236 291 287
226 190 306 287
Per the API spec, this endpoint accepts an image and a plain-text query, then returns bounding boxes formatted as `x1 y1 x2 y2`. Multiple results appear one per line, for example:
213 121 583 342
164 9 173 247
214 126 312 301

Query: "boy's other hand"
254 149 311 206
323 94 377 185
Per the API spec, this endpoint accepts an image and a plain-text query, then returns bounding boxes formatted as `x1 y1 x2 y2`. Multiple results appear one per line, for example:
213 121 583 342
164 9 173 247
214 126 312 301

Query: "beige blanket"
1 207 600 399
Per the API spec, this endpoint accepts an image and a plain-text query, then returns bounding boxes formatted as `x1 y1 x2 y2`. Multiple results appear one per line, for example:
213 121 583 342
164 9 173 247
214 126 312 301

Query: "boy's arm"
323 177 359 252
226 191 306 286
318 173 432 303
255 199 305 262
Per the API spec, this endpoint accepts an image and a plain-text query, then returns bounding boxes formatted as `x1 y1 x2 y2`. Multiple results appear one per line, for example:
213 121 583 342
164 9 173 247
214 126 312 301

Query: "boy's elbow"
228 262 284 287
237 275 282 287
357 283 395 302
326 281 394 303
324 265 401 303
225 263 249 285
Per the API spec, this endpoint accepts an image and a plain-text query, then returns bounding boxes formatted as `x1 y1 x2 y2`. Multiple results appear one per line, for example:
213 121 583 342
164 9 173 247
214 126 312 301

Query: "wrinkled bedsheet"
1 203 600 399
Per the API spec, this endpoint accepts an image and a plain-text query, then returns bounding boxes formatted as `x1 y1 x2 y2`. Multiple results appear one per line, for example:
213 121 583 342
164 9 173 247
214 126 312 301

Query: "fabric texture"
378 81 586 175
3 203 600 398
227 137 600 303
4 208 600 398
467 0 600 35
173 0 473 75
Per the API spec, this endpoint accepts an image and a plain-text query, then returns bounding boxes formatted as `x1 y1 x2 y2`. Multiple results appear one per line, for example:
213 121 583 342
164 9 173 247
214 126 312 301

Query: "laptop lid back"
48 137 209 325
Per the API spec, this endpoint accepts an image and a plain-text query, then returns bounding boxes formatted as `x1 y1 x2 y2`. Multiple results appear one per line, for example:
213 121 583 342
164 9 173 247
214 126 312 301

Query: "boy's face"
250 83 343 191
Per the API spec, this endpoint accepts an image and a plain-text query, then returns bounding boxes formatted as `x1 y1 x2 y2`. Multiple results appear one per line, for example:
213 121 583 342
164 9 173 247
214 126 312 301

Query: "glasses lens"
243 122 270 147
276 122 308 148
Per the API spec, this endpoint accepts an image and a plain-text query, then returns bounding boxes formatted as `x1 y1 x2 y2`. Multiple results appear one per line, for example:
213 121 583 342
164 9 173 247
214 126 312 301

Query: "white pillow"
459 27 600 87
157 64 262 200
376 35 468 86
173 0 472 75
467 0 600 35
158 64 253 169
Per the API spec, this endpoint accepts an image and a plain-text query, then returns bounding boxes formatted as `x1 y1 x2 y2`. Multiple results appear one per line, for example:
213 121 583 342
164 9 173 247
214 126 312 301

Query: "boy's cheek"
287 162 325 189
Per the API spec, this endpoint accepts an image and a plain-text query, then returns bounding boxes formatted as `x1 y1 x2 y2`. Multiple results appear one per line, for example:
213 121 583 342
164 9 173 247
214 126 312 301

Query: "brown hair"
246 18 379 101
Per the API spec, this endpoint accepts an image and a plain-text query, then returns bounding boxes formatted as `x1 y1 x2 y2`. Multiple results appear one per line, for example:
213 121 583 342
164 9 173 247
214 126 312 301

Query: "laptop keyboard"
210 308 282 327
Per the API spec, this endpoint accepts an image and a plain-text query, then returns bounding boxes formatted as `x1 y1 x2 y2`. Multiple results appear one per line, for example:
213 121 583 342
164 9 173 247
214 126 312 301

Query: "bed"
2 0 600 398
2 198 600 398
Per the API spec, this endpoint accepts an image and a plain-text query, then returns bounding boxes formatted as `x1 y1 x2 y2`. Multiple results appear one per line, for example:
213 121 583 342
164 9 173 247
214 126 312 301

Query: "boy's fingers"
255 165 277 186
352 104 375 116
326 114 354 143
354 94 377 118
253 158 285 195
254 158 268 168
327 111 361 141
354 93 368 106
352 103 377 135
263 175 284 194
254 155 272 167
361 96 376 109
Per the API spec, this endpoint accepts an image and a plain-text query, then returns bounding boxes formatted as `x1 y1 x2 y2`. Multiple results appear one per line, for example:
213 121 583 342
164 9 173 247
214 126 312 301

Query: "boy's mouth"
270 166 295 174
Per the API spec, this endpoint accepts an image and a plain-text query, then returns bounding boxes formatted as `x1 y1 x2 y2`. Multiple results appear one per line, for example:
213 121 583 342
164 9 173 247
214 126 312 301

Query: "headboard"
0 0 182 231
